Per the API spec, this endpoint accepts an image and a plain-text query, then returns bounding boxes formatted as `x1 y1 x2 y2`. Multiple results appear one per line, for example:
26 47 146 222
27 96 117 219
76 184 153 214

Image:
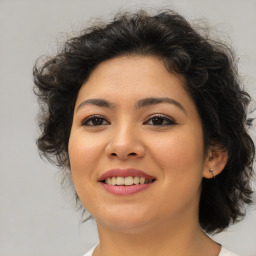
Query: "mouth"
98 168 156 195
101 176 156 186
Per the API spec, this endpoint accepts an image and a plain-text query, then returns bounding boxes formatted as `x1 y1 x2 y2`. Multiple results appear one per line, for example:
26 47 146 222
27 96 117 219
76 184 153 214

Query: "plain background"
0 0 255 255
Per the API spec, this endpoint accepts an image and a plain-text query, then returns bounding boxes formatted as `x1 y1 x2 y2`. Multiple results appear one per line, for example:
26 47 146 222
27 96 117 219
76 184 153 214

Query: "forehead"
77 55 188 101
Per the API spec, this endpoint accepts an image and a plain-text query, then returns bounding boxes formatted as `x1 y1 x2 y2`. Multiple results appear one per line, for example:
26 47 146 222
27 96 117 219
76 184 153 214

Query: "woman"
33 10 255 256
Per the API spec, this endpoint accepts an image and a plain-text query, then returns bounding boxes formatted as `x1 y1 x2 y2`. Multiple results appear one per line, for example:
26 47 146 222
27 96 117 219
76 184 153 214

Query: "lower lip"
100 182 154 195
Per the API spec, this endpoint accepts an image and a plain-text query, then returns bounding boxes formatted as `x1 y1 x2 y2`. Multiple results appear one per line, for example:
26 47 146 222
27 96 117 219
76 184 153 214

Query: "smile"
103 176 155 186
98 168 156 195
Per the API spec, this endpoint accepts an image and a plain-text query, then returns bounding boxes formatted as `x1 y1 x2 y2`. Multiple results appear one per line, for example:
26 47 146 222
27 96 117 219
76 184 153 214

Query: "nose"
105 125 145 160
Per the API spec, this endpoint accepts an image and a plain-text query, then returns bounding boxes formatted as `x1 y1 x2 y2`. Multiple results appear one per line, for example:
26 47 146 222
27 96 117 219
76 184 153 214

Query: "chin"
95 207 154 233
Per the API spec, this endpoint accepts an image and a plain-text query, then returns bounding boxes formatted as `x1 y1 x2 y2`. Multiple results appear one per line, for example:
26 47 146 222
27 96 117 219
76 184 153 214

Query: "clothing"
83 245 97 256
219 247 240 256
82 245 240 256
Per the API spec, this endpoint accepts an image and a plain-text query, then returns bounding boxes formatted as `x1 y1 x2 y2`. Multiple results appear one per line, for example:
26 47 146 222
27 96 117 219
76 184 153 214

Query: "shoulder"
219 247 241 256
82 245 97 256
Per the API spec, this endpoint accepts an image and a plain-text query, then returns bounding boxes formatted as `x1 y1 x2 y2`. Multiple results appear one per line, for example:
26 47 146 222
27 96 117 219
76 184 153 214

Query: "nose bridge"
105 119 144 159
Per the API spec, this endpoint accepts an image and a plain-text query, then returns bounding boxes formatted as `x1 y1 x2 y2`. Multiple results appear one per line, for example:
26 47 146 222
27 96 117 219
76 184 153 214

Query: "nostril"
110 152 137 157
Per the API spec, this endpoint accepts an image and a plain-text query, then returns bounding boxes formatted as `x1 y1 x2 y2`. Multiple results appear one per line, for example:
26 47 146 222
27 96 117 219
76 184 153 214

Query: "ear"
203 145 228 179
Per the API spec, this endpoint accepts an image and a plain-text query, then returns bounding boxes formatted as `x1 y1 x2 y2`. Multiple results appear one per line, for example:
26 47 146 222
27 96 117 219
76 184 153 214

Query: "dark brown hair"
33 10 255 234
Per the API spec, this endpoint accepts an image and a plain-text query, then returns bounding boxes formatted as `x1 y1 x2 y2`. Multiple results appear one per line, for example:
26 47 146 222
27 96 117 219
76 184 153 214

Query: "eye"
81 115 110 126
144 114 176 126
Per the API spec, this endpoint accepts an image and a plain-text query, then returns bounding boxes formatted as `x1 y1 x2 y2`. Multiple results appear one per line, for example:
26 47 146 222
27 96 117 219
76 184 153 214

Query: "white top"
219 247 240 256
82 245 240 256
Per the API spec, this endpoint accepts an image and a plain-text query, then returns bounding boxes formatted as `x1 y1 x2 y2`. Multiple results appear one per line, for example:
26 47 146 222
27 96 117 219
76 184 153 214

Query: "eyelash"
143 114 177 126
81 114 176 127
81 115 110 126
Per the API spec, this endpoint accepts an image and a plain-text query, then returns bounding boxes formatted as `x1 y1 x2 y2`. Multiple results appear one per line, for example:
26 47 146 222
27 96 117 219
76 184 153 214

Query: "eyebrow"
76 97 186 114
76 99 115 112
136 97 186 114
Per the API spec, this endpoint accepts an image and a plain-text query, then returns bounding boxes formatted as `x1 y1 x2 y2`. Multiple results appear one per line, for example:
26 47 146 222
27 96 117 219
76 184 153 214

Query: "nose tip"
105 133 145 160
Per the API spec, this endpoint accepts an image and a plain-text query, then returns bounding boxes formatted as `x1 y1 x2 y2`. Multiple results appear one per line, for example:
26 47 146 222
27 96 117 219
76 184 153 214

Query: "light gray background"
0 0 255 255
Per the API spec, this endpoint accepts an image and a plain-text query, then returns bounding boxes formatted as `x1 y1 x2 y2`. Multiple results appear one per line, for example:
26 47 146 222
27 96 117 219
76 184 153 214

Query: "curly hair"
33 10 255 234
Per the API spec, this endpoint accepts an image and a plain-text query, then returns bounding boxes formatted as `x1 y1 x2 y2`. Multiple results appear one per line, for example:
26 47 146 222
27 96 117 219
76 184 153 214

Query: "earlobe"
203 148 228 179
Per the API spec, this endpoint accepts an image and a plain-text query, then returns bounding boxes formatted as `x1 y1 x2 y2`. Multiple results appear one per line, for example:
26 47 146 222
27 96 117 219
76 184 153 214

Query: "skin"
68 55 228 256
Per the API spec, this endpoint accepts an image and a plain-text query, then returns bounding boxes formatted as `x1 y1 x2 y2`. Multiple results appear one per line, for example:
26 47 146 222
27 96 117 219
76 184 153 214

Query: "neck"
94 214 220 256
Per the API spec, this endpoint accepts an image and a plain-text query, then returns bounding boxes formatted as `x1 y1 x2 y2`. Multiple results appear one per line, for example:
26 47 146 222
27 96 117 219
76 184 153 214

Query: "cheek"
147 130 205 215
153 138 203 167
68 132 105 210
68 132 105 182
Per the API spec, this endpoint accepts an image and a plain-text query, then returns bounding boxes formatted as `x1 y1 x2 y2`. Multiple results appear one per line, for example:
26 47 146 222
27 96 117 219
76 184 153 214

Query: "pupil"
152 117 163 125
93 118 103 125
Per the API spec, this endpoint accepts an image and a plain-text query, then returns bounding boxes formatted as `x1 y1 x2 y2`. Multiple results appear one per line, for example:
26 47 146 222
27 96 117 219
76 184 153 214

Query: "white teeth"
139 177 145 184
116 177 125 185
133 176 140 184
104 176 154 186
124 176 133 186
111 177 117 185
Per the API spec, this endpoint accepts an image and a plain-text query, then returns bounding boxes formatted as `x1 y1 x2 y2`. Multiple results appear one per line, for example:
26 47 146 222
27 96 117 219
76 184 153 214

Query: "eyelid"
81 114 110 126
143 113 177 125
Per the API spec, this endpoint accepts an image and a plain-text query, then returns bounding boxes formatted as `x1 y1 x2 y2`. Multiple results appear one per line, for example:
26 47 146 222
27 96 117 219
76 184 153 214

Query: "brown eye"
151 117 165 125
144 114 176 126
82 115 110 126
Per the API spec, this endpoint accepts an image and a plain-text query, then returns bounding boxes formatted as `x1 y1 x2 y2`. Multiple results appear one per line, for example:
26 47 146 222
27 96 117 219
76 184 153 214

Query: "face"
68 55 210 233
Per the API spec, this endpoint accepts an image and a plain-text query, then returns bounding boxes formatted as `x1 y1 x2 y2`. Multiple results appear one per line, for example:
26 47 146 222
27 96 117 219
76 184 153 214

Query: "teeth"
104 176 154 186
111 177 117 185
139 177 145 184
124 176 133 185
116 177 125 185
133 176 140 184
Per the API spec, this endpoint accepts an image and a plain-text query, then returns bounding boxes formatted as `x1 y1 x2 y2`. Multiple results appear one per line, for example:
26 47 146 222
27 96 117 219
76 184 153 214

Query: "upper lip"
98 168 156 182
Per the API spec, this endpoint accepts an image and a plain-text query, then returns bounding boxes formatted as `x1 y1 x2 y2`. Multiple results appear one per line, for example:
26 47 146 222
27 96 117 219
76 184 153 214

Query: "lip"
98 168 156 181
100 183 154 195
98 168 156 196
